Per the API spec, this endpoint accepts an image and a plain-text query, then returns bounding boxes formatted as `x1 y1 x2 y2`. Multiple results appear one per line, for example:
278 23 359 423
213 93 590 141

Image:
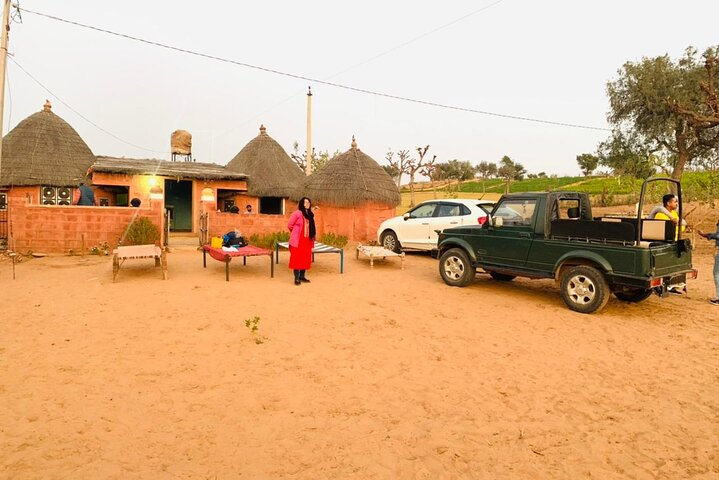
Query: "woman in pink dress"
287 197 316 285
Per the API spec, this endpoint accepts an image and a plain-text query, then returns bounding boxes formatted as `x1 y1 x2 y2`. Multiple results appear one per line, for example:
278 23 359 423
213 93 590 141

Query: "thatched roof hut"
93 156 247 181
295 137 400 241
298 136 400 207
0 101 95 187
225 125 303 198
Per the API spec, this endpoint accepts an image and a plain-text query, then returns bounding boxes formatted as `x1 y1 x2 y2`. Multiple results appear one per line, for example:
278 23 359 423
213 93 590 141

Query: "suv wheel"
560 265 609 314
380 230 401 253
439 248 475 287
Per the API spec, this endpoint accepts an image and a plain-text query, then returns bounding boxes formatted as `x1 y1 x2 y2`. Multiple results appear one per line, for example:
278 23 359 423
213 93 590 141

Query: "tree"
407 145 432 208
385 148 412 188
475 161 494 179
418 154 438 198
576 153 599 176
597 132 656 180
606 46 719 179
291 142 337 173
475 161 497 193
382 164 400 182
497 155 526 194
433 159 475 193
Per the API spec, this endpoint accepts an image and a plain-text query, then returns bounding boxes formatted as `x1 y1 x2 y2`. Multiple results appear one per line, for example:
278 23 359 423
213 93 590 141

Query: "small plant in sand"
244 315 264 344
90 241 110 256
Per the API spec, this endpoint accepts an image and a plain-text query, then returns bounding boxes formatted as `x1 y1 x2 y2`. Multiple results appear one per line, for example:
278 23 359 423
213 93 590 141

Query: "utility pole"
0 0 11 166
305 86 312 176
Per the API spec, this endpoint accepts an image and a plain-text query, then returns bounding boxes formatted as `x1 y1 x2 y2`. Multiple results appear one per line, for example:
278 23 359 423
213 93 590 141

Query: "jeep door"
479 198 538 268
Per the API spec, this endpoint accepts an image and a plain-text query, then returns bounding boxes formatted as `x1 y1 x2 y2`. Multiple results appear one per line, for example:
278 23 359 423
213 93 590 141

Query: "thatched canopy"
93 156 247 181
0 101 95 187
298 137 400 207
225 125 303 197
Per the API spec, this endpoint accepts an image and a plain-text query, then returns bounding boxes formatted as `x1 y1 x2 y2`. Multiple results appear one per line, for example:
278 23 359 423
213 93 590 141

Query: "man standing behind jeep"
698 219 719 306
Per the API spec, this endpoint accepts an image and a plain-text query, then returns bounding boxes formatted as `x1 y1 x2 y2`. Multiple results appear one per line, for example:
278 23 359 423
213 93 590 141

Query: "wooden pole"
305 87 312 176
1 1 10 280
0 0 11 166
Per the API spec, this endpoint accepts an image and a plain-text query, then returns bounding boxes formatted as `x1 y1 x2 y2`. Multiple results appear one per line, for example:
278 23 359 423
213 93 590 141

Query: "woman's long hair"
298 197 316 239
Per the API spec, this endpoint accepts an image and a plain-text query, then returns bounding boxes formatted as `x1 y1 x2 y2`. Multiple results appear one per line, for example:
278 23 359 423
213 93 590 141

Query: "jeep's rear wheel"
380 230 401 253
560 265 609 314
489 271 516 281
439 248 475 287
614 287 653 303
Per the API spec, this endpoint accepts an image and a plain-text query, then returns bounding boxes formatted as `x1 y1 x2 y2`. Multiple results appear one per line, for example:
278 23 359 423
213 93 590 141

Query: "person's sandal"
710 299 719 306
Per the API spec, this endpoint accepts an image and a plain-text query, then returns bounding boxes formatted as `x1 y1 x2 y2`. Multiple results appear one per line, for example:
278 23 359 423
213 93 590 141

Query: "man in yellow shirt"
649 194 686 239
649 194 688 295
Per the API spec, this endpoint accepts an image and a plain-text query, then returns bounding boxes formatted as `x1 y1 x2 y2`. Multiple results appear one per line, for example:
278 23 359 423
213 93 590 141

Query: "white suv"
377 199 495 252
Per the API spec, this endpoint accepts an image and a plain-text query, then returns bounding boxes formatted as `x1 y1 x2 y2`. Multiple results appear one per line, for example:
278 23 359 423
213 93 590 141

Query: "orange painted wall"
316 202 397 242
3 183 395 252
7 193 164 254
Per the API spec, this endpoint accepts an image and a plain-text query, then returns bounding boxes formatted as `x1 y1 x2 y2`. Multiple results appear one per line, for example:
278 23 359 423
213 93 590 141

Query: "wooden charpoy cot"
274 241 344 273
355 244 405 270
112 244 168 281
202 245 274 281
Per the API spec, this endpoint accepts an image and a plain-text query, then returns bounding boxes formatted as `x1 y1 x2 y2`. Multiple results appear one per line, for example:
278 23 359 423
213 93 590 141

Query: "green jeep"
434 178 697 314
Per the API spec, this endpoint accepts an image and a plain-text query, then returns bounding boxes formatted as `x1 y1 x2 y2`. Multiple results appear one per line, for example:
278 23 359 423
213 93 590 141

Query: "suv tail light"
478 216 487 225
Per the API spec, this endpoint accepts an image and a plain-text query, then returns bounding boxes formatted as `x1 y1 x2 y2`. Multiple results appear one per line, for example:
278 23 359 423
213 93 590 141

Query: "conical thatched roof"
298 136 400 207
225 124 304 197
0 100 95 187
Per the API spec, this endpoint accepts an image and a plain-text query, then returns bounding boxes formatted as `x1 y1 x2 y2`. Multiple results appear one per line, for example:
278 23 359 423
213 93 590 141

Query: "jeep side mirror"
492 216 503 227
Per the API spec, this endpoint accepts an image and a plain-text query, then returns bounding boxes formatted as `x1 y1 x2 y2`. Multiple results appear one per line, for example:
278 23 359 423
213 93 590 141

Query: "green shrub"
319 232 348 248
124 216 160 245
248 231 290 249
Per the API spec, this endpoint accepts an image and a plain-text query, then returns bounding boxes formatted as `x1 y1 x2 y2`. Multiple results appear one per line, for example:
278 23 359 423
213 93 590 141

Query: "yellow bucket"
210 236 223 248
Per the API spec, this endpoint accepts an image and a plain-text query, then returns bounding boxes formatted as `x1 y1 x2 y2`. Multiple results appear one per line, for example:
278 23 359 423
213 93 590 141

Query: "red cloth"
203 245 270 262
289 234 313 270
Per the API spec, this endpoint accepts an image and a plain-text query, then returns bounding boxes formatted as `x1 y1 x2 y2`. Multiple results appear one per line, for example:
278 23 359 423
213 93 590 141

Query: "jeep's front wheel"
439 248 475 287
560 265 609 314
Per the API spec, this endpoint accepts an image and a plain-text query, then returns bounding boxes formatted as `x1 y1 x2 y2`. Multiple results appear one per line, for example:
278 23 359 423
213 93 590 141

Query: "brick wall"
4 183 396 252
8 199 164 254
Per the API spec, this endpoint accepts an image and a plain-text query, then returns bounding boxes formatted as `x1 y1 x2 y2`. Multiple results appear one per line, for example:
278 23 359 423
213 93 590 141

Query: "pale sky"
5 1 718 176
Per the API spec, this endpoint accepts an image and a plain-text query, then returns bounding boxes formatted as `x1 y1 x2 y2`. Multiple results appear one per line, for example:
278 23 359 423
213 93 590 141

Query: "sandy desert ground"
1 229 718 479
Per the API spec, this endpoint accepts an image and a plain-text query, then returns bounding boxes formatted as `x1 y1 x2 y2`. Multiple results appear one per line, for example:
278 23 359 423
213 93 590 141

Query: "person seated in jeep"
649 194 686 239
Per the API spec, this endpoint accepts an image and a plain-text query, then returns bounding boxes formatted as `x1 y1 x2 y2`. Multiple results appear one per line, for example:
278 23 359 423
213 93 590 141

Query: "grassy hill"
398 172 719 213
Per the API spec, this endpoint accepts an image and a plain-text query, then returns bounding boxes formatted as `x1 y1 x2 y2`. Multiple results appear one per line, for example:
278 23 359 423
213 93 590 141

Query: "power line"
9 56 169 155
21 8 610 132
213 0 509 140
